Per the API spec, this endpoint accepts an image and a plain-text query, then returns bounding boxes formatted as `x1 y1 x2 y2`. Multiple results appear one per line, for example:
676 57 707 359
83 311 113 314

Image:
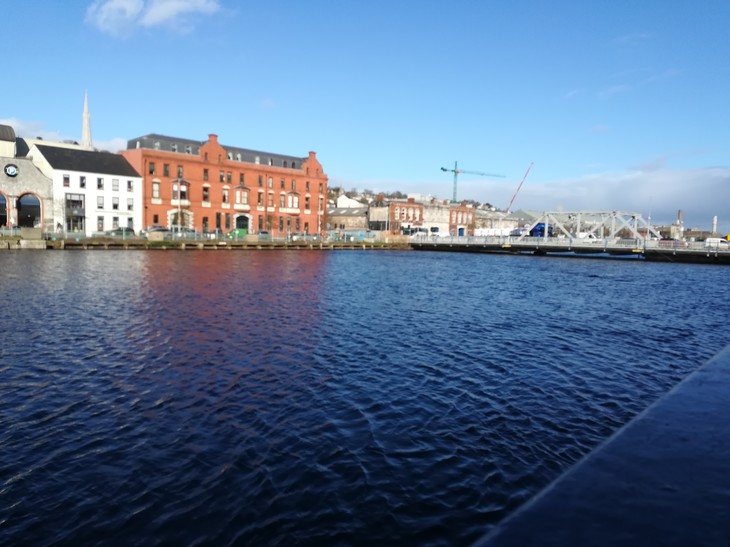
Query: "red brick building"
122 133 327 237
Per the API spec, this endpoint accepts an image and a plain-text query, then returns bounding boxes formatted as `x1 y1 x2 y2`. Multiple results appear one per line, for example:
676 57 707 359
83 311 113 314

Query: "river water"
1 250 728 546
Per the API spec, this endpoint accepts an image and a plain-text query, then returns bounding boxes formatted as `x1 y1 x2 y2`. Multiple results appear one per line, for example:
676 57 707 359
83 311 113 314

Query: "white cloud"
86 0 221 36
482 168 730 233
374 166 730 235
0 118 126 154
0 118 66 142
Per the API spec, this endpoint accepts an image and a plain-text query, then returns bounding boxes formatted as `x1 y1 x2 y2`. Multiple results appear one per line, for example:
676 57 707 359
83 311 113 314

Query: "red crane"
505 162 533 214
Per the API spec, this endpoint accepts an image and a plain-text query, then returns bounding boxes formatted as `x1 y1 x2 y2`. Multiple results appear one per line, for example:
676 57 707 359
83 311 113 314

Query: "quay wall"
475 344 730 546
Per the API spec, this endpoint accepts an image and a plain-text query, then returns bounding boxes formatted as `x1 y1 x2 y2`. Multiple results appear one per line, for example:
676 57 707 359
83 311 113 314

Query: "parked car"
106 227 136 238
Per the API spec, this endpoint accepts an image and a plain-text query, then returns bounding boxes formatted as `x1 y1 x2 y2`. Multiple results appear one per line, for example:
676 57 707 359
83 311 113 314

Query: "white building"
27 144 142 236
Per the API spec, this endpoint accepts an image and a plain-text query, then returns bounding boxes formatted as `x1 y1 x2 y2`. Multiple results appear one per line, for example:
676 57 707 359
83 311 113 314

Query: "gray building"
0 124 53 230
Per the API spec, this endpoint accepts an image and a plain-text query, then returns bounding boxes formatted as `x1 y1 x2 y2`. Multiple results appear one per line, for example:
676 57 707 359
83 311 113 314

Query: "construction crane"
505 161 533 214
440 161 504 203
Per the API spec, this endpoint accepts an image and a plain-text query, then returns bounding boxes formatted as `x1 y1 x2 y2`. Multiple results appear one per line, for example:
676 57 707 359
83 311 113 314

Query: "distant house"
335 194 363 208
326 206 369 231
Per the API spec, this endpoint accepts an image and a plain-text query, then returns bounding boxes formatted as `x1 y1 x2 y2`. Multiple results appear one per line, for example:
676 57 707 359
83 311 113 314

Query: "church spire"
81 91 93 150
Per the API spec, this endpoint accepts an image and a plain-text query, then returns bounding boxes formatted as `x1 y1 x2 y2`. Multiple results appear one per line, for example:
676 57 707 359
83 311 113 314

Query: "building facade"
0 125 54 231
28 144 143 236
122 133 328 237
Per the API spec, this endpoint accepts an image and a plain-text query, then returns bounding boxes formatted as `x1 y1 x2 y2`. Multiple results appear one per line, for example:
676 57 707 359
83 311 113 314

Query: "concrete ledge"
475 344 730 547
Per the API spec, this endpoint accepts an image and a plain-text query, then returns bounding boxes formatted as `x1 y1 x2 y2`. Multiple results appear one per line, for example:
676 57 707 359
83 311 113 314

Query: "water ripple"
0 251 728 545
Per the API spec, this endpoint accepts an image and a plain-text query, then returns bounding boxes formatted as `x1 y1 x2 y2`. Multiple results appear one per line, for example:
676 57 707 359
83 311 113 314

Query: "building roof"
0 125 16 142
327 206 369 217
127 133 307 168
34 144 140 177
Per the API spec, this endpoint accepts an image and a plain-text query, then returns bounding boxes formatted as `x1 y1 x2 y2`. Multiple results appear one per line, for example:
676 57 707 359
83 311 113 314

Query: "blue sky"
4 0 730 232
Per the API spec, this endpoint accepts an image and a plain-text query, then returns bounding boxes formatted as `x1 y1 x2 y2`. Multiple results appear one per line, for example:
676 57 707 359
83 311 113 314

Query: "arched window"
17 194 41 227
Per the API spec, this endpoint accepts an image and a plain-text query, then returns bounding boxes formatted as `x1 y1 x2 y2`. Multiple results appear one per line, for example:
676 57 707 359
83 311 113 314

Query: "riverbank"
0 237 412 251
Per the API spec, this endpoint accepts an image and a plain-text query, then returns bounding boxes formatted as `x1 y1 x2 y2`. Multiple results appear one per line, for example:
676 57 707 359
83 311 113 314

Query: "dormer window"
171 143 178 152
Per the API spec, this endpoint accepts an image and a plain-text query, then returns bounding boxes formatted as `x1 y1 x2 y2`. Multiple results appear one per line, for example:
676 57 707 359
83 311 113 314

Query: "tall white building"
27 144 142 235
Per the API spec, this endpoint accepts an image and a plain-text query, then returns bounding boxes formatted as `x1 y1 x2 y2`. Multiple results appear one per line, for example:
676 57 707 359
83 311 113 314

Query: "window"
219 171 225 182
319 183 323 193
292 162 297 169
258 215 263 230
222 188 229 204
280 179 285 189
287 195 292 208
254 156 260 165
185 145 192 154
63 174 70 187
268 194 274 208
127 198 133 211
112 216 119 229
173 182 188 201
97 216 104 231
97 177 104 190
296 218 300 231
239 173 244 184
279 217 284 231
268 158 273 166
305 196 311 210
127 180 133 191
203 168 209 181
149 162 156 174
216 212 221 230
291 180 296 192
283 161 288 168
80 176 86 188
280 195 285 208
154 141 160 150
97 196 104 209
112 197 119 210
171 143 178 152
258 175 263 187
177 166 183 177
153 214 159 224
112 179 119 191
152 182 160 199
293 196 299 209
227 172 232 183
257 193 263 206
202 216 209 232
268 177 273 188
163 164 170 176
225 213 230 230
127 217 133 229
203 186 210 202
304 222 309 233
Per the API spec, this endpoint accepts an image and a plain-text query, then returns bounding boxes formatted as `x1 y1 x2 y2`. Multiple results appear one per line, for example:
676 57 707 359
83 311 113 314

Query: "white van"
704 237 729 249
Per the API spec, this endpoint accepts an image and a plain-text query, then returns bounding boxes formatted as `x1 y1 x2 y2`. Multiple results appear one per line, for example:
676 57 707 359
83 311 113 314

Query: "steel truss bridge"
410 211 730 264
